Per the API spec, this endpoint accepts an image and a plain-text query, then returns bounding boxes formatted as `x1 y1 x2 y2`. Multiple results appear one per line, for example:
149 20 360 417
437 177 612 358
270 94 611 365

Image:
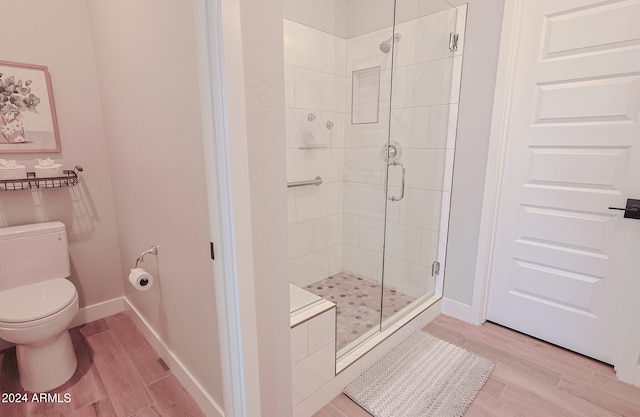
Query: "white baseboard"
123 297 224 417
441 297 477 324
71 297 125 328
0 297 125 352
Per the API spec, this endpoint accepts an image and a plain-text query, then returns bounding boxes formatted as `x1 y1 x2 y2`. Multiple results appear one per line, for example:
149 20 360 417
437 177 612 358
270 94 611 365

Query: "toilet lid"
0 278 76 323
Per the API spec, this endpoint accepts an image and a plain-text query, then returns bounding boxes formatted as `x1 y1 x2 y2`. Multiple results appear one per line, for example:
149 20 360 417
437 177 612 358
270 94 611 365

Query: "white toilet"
0 222 79 392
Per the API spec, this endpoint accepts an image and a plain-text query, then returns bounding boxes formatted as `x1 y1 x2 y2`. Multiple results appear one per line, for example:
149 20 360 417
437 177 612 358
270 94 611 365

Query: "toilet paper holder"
134 245 158 268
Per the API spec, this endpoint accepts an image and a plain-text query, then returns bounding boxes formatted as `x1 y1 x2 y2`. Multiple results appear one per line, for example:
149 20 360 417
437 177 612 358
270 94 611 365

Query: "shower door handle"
387 161 406 202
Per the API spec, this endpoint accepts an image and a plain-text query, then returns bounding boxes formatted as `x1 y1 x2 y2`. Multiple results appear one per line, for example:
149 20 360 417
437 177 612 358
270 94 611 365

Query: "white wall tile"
289 249 331 287
285 64 296 107
332 36 347 76
330 244 342 275
330 148 344 182
289 221 315 259
346 27 392 73
284 19 333 73
288 188 297 224
420 228 439 267
291 322 309 364
393 9 457 67
287 148 331 183
291 342 335 406
345 75 354 117
295 67 346 112
344 148 384 185
405 149 446 191
286 108 338 149
344 121 363 148
308 308 336 353
342 214 360 246
361 110 391 149
380 66 407 110
398 188 442 230
359 217 385 254
343 182 386 219
385 222 422 264
314 214 343 250
325 182 343 216
383 256 432 298
328 112 345 148
390 106 430 149
428 103 458 149
405 57 454 107
402 261 433 297
342 244 379 281
381 256 406 293
296 185 328 222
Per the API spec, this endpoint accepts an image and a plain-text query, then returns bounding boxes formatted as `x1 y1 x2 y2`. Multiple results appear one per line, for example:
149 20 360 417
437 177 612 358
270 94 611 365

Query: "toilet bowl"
0 222 79 393
0 278 79 392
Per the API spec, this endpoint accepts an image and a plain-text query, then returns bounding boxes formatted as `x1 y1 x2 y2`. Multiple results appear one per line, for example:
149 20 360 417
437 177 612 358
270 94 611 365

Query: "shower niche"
352 66 381 124
284 0 465 365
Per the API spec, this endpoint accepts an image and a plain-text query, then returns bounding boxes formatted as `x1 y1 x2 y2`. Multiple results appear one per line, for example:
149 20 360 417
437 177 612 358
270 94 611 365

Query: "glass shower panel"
381 0 461 327
283 0 396 355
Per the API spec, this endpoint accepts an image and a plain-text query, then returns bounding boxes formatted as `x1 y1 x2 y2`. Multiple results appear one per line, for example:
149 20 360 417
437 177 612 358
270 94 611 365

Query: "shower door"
379 0 461 330
284 0 462 357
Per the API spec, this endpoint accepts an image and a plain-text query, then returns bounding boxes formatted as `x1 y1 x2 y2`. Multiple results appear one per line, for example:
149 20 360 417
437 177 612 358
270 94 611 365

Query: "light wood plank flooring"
314 314 640 417
0 313 205 417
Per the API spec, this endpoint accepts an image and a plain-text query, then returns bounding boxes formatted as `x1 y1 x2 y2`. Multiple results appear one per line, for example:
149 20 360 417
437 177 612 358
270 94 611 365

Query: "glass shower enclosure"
285 0 463 357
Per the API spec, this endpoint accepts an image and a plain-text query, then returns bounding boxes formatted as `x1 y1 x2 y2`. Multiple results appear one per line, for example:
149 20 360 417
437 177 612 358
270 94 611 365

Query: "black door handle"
609 199 640 219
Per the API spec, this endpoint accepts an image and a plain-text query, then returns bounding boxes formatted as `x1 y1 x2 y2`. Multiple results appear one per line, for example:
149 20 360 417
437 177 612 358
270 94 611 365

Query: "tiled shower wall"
286 7 465 296
285 19 346 287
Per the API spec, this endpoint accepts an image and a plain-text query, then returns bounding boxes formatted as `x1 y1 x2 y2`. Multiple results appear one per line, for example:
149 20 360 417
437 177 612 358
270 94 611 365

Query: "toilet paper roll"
129 268 154 291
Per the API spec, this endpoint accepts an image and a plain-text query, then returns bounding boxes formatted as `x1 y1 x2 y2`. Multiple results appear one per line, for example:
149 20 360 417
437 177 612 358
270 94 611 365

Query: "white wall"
0 0 123 309
86 0 224 406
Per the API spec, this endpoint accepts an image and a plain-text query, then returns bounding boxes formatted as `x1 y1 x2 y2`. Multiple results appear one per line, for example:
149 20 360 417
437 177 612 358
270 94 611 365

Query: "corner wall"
86 0 224 407
442 0 505 309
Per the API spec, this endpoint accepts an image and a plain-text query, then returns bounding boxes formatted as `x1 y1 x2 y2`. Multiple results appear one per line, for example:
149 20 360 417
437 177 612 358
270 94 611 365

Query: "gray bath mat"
344 331 494 417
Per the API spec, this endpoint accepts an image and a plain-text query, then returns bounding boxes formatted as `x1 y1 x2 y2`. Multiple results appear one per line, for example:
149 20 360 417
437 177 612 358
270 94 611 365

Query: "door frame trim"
471 0 524 326
473 0 640 383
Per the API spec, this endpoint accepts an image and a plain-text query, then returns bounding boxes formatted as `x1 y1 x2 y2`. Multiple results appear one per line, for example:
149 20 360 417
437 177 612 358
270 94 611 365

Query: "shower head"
380 33 401 53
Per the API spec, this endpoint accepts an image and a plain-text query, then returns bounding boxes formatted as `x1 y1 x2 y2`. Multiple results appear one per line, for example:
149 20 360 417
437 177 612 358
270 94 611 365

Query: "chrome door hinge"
431 261 441 276
449 33 459 52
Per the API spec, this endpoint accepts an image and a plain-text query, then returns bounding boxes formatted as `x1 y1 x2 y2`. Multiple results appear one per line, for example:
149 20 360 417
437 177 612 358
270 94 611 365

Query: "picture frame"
0 60 61 153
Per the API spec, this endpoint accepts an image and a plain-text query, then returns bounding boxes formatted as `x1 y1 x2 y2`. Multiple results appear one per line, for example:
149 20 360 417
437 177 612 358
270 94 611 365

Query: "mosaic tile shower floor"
305 272 415 351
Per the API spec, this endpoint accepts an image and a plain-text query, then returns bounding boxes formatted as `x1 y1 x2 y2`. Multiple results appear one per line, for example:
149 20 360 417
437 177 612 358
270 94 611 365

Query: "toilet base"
16 329 77 392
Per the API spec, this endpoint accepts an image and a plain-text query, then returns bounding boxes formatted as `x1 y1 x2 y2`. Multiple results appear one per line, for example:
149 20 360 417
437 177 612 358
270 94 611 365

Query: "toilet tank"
0 222 70 292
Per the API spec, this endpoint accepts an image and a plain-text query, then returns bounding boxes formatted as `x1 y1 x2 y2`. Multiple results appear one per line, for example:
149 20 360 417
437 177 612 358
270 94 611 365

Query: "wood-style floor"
314 314 640 417
0 313 205 417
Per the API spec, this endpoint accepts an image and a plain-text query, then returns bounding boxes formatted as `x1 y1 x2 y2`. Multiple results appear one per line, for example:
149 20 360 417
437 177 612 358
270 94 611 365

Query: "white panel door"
487 0 640 364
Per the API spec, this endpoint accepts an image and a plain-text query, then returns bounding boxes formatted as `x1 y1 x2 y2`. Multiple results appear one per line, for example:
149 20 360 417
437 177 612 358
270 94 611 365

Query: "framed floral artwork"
0 61 61 153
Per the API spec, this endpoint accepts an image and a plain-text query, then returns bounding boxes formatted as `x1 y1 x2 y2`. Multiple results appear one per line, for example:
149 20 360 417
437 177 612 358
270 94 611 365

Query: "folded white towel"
0 159 26 180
